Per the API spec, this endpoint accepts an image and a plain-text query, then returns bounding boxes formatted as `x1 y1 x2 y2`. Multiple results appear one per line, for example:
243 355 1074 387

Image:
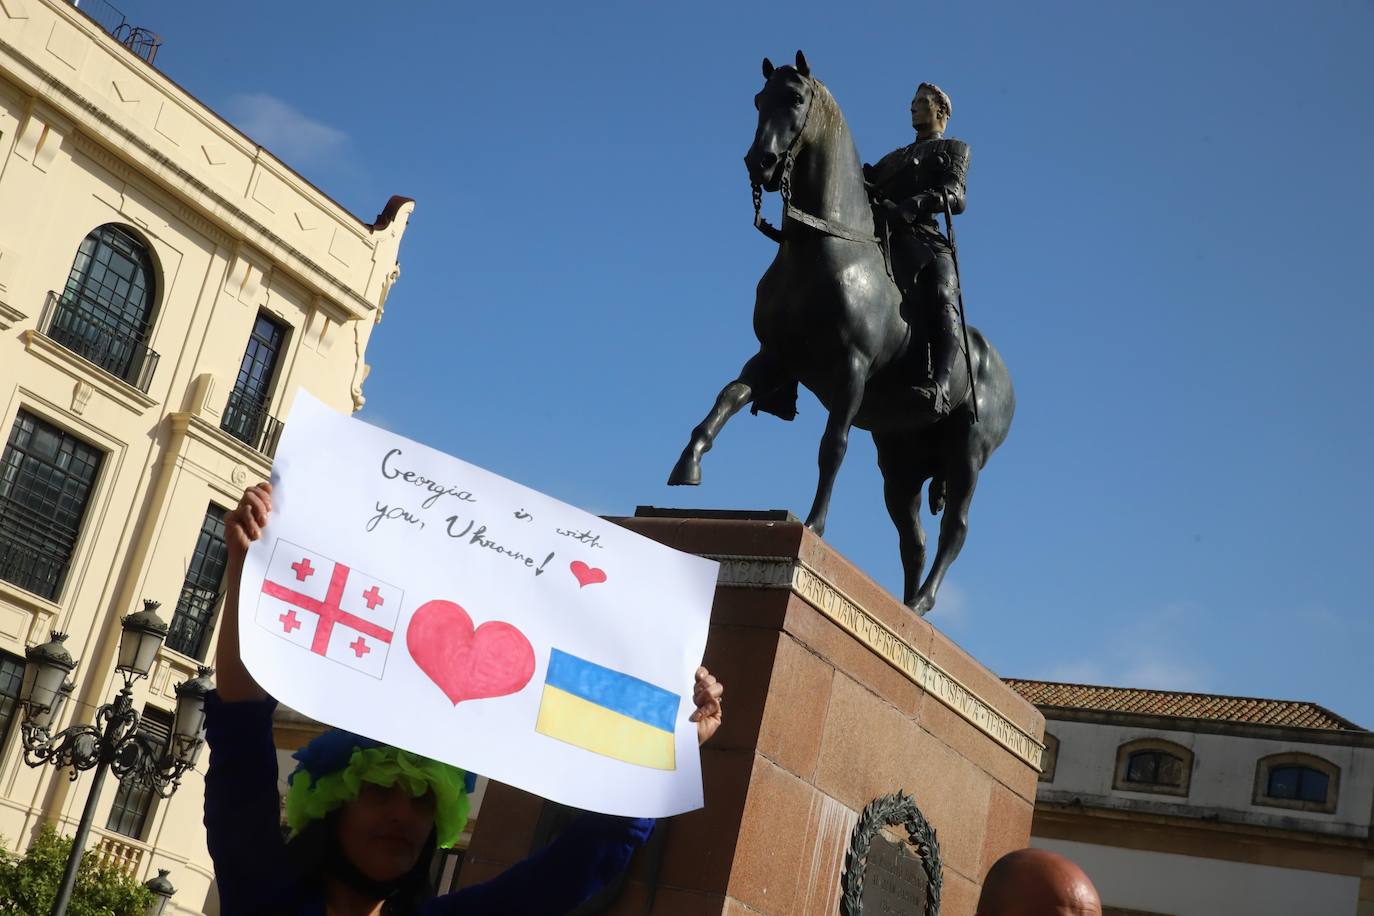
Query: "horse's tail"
928 477 945 515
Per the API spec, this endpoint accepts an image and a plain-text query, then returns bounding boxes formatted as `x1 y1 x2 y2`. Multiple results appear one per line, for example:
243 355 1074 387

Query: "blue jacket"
202 692 654 914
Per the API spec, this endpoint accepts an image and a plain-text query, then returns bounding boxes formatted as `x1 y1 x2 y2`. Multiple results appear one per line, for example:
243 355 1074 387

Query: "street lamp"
20 631 74 723
17 601 213 916
142 868 176 916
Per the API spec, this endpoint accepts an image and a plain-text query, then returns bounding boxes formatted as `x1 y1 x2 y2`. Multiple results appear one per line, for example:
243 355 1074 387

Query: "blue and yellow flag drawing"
535 649 679 770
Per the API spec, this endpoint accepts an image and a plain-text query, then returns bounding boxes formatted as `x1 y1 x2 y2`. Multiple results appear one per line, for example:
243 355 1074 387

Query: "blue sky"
138 2 1372 723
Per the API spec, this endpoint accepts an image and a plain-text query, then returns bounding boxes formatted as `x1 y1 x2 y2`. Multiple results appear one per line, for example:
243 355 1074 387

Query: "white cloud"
932 579 969 623
1036 601 1211 692
1117 655 1208 692
224 93 349 167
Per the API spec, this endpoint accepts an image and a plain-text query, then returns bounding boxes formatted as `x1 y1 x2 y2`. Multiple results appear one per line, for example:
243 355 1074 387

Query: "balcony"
220 389 284 457
93 831 147 876
0 535 67 602
73 0 163 65
38 291 160 394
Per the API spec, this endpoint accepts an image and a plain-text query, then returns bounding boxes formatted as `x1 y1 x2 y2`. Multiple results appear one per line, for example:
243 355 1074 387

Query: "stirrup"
915 382 952 416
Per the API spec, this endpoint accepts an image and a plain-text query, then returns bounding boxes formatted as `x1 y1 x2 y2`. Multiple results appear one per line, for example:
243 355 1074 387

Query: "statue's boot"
913 302 959 416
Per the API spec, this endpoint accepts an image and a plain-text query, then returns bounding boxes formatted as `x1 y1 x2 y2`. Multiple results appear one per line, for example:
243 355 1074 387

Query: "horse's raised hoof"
804 518 827 538
667 454 701 486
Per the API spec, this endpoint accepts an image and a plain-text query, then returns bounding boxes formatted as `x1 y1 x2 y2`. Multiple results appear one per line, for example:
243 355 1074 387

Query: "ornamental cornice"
0 29 379 322
0 299 24 329
707 554 1045 769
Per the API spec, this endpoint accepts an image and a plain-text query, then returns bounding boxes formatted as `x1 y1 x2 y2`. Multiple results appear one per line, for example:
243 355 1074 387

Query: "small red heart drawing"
406 599 535 705
570 561 607 588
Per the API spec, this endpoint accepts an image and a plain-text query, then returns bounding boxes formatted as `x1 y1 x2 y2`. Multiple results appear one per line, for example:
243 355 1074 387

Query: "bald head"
976 848 1102 916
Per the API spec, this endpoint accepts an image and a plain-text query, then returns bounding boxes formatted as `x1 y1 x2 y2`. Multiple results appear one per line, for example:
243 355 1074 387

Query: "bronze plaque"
859 834 929 914
841 791 942 915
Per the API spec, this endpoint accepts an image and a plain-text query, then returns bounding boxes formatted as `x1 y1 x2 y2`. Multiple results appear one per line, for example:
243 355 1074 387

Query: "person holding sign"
206 483 725 916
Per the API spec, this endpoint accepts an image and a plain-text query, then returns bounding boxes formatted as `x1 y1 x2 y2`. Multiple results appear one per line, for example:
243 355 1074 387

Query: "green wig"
284 730 474 849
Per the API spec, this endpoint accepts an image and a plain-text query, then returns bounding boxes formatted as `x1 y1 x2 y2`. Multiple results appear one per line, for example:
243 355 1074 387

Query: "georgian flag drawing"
255 539 403 679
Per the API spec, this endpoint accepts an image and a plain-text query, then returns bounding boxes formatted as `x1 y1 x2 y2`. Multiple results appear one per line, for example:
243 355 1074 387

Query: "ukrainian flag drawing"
535 649 679 770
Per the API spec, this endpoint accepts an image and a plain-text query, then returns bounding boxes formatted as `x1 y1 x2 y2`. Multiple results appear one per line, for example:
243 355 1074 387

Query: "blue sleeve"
202 691 300 915
426 814 654 916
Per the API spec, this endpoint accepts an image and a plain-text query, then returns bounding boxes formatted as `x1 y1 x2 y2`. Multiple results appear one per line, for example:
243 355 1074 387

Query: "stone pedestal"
460 513 1044 915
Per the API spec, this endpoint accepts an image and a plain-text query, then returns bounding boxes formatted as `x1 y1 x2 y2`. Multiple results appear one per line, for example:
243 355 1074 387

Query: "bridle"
751 77 879 246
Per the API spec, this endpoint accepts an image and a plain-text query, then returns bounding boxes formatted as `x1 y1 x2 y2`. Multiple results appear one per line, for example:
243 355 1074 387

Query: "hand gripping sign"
240 392 719 817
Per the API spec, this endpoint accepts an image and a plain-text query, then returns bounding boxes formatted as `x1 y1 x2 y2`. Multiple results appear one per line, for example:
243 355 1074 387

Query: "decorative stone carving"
71 380 93 415
378 263 400 321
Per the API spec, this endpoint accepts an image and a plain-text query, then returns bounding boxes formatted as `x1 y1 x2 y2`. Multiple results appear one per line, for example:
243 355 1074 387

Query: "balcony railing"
0 534 67 601
94 832 145 876
73 0 162 65
38 291 160 393
221 389 284 457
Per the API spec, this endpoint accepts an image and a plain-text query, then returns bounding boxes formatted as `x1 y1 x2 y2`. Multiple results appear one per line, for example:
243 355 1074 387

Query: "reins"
751 78 879 246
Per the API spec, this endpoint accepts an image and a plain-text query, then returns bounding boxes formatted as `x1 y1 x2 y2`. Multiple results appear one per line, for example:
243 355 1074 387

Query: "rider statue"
865 82 969 416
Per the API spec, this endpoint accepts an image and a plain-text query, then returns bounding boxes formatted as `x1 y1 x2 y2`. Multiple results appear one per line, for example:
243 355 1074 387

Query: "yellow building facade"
0 1 412 911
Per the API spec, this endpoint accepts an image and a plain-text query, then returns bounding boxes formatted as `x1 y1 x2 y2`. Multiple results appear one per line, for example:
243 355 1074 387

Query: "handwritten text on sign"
240 392 719 817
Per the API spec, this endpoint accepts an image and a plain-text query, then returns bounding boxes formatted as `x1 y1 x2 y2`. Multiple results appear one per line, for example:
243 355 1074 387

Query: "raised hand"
689 667 724 746
225 482 272 566
216 482 273 703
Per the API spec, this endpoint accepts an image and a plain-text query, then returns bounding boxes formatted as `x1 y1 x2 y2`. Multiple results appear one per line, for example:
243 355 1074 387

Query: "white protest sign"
239 392 719 817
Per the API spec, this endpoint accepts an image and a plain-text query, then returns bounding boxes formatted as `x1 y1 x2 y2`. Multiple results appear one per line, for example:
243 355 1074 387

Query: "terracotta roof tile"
1003 679 1364 732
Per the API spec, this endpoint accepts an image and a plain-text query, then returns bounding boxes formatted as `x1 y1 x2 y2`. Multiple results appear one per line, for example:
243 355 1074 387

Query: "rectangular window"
220 313 286 449
166 505 228 659
0 411 103 600
104 706 172 839
0 652 25 753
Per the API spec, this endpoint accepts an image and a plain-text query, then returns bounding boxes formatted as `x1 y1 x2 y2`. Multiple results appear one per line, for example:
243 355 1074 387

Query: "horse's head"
745 50 816 192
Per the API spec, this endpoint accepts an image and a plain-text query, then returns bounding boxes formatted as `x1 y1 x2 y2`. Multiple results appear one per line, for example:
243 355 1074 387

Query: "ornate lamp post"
17 601 213 916
142 868 176 916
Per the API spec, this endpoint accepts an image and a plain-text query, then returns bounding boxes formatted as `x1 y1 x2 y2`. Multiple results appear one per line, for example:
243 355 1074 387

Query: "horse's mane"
806 79 848 146
794 75 868 225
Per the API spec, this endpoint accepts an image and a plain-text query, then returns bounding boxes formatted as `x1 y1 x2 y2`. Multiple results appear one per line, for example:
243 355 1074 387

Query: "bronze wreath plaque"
841 791 942 915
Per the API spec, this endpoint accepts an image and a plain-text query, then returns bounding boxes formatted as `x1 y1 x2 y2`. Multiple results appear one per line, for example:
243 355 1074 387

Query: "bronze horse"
668 52 1015 615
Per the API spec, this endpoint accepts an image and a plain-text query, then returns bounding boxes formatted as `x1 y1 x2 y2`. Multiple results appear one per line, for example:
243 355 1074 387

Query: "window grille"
221 314 286 450
46 225 159 386
0 652 24 753
0 412 103 599
105 706 173 839
166 505 229 659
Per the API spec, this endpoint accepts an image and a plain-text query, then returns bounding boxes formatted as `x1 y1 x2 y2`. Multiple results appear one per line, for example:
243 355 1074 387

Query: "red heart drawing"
406 599 534 705
570 561 607 588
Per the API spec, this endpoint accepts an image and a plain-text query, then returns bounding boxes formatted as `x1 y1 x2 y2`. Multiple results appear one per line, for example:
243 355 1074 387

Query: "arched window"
46 224 158 388
1254 753 1339 814
1113 738 1192 797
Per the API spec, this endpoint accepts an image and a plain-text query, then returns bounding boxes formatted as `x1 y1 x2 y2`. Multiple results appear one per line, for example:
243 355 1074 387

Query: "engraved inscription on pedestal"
710 555 1044 770
842 791 942 916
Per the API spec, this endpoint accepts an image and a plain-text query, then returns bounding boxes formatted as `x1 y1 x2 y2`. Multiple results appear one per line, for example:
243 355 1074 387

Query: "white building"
1006 679 1374 916
0 1 411 911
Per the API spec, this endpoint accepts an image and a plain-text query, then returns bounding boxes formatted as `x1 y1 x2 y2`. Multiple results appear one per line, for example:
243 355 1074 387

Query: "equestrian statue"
667 51 1015 616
